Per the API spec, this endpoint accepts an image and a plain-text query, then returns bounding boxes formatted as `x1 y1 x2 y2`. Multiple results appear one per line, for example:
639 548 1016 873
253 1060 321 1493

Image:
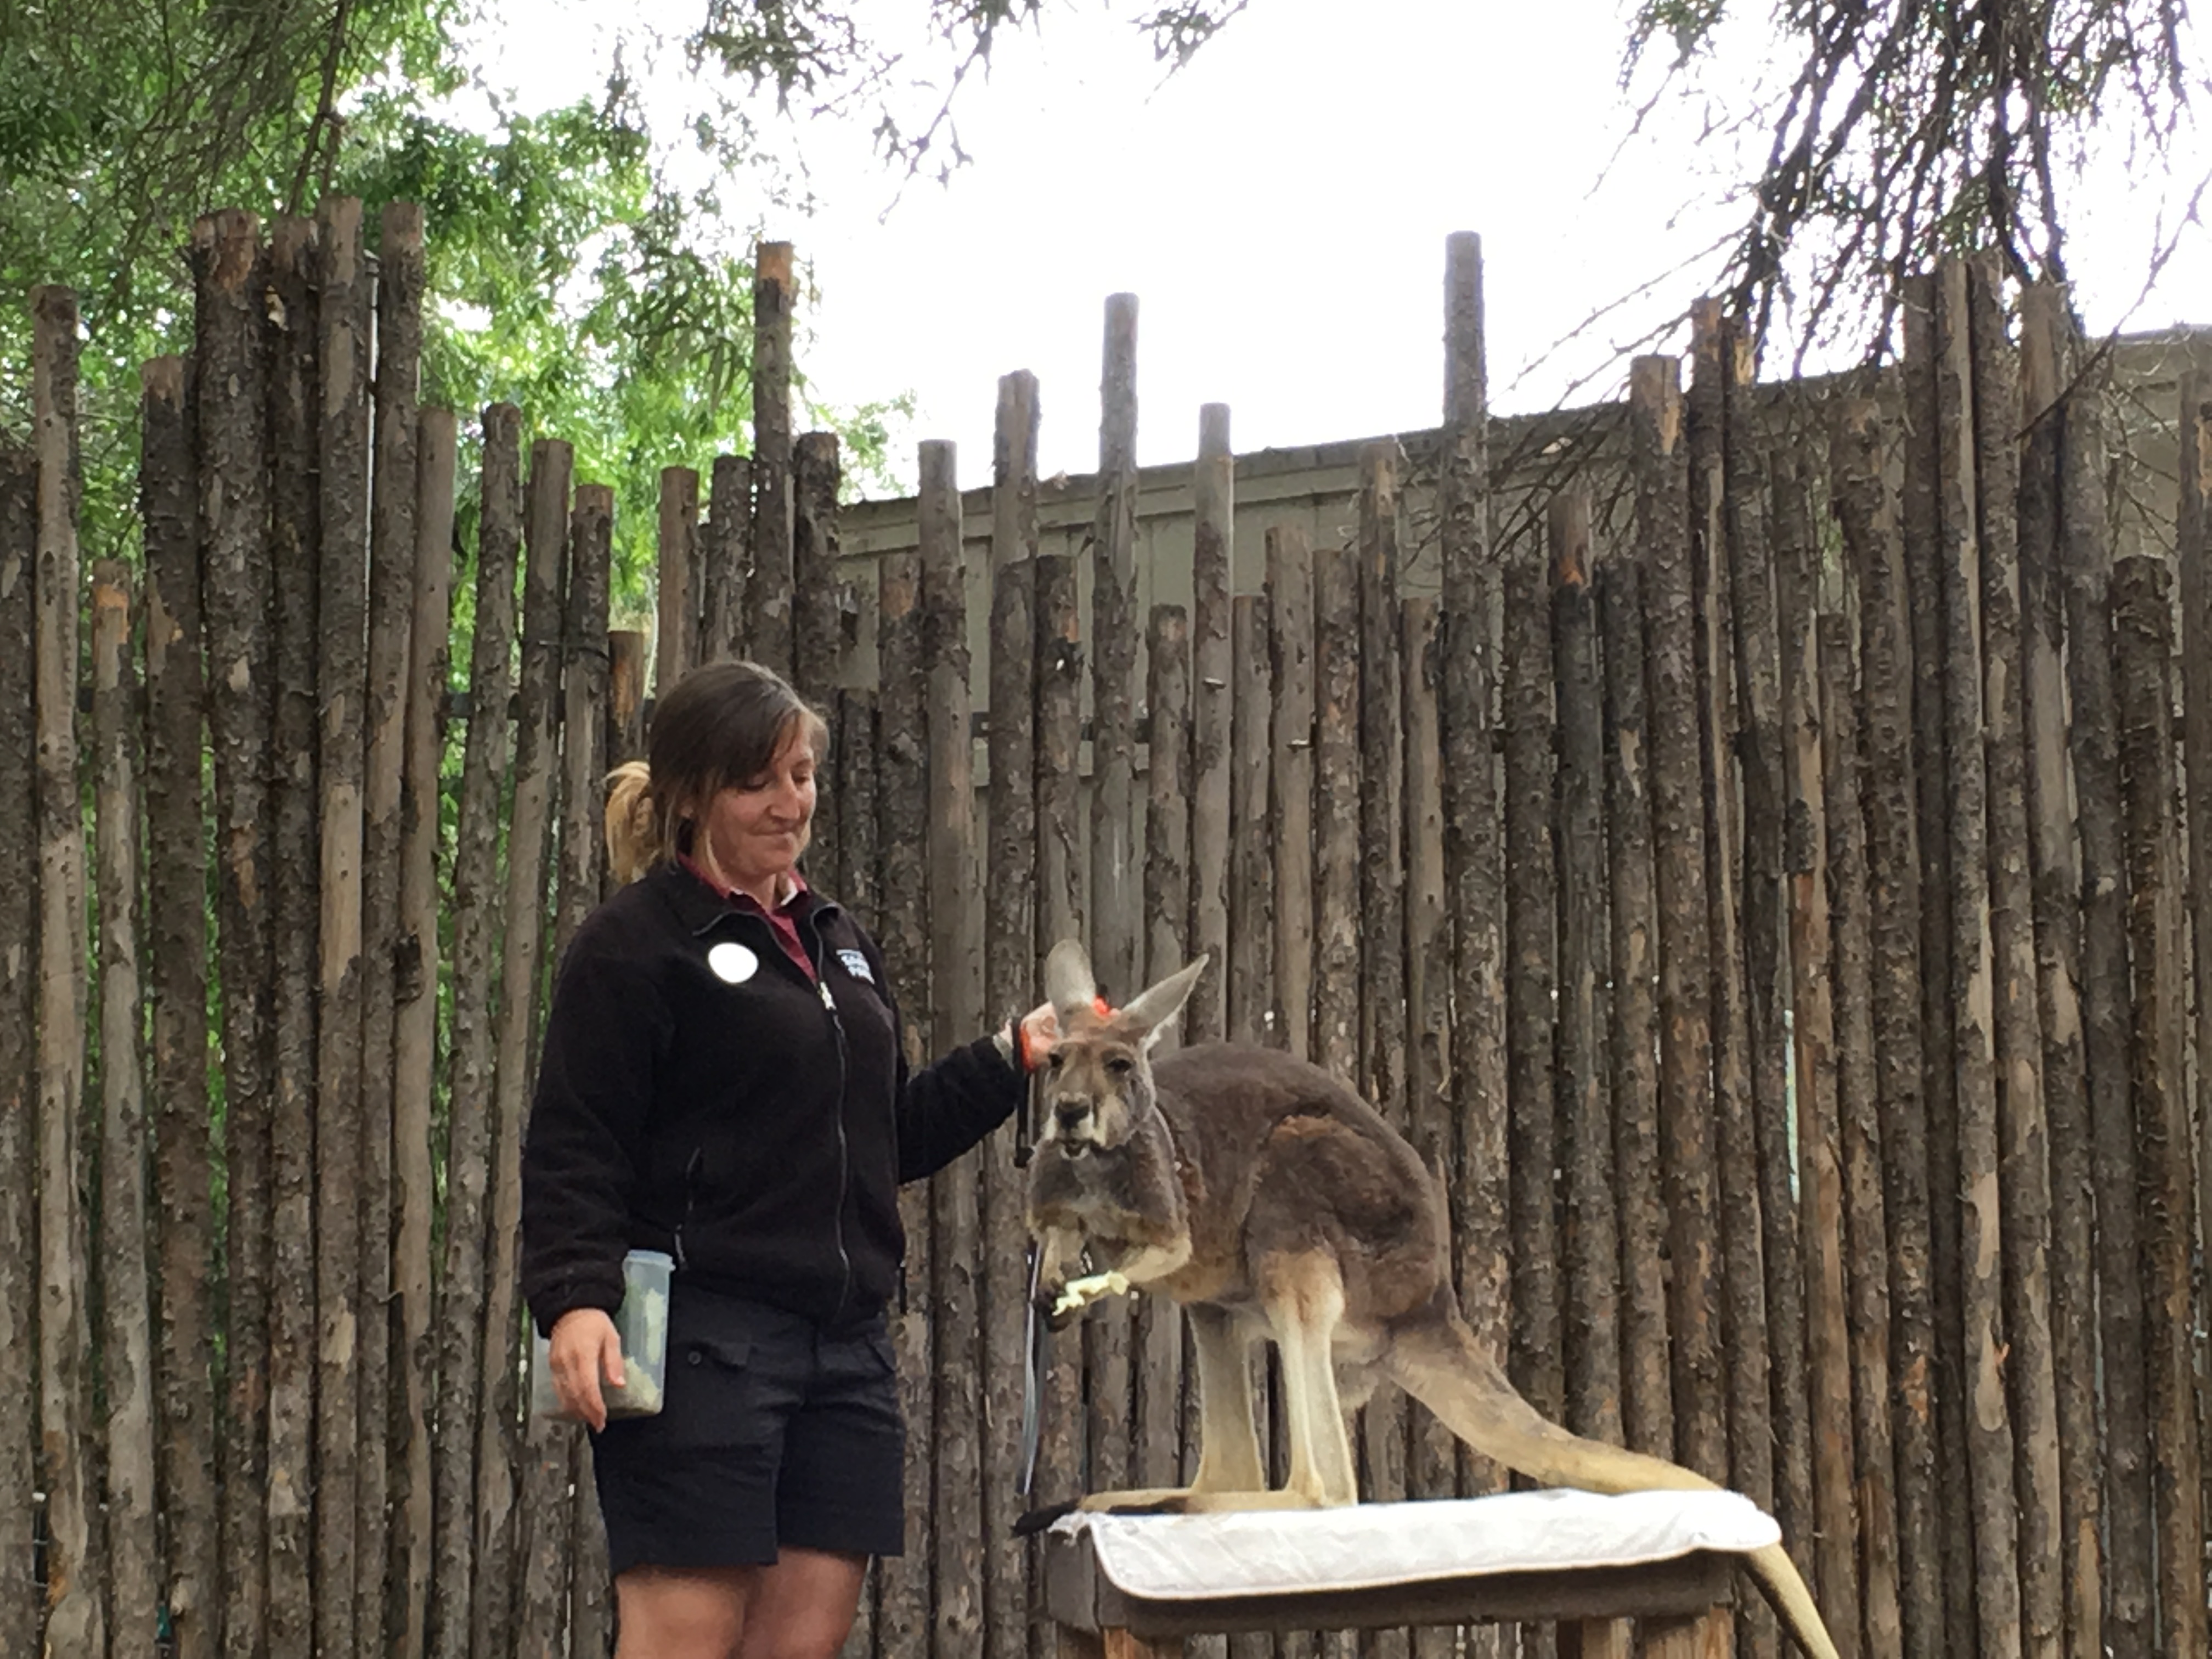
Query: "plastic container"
530 1249 674 1421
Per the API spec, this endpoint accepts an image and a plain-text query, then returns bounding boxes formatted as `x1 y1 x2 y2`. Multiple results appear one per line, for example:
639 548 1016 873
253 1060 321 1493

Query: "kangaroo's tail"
1385 1311 1840 1659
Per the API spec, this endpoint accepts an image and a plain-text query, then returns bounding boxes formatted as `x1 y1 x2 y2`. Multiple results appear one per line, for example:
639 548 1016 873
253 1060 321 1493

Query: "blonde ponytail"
603 760 659 886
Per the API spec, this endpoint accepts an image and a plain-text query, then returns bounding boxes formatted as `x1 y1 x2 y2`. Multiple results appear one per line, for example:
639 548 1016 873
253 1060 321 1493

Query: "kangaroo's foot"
1078 1485 1193 1512
1081 1487 1332 1516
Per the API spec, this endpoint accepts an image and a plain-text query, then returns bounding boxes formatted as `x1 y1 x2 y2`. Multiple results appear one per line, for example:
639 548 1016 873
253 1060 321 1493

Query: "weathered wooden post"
140 348 218 1659
877 544 932 1658
34 281 101 1659
1598 544 1671 1470
1966 258 2062 1659
2054 339 2152 1659
1438 234 1508 1523
923 438 988 1654
1502 531 1560 1462
1227 592 1273 1051
985 370 1041 1659
2014 283 2102 1659
488 410 560 1659
192 202 278 1659
394 404 456 1659
0 422 37 1659
1689 317 1776 1659
1722 329 1808 1598
795 429 844 699
795 431 844 889
261 208 320 1659
1842 381 1946 1659
509 433 580 1659
608 629 648 776
431 405 519 1659
1900 270 1976 1658
2111 554 2207 1659
313 196 371 1659
1034 539 1085 1602
358 204 425 1658
1311 539 1361 1091
657 464 701 690
1189 402 1233 1046
1630 354 1726 1499
752 240 796 678
1401 588 1455 1545
1932 257 2023 1659
1549 490 1616 1445
1138 598 1190 1508
1357 448 1410 1656
1828 411 1915 1659
1266 524 1315 1066
92 559 158 1659
1310 533 1360 1659
1550 495 1623 1659
838 673 881 1659
558 479 619 1659
1775 421 1855 1658
1815 596 1903 1659
2171 365 2212 1576
702 453 754 664
1090 294 1142 1032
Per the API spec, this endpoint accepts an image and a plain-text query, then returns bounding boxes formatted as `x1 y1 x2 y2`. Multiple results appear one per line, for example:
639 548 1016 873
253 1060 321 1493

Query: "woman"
522 658 1054 1659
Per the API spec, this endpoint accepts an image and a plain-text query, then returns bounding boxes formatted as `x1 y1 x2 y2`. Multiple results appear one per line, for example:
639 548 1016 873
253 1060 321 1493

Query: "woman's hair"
603 659 830 885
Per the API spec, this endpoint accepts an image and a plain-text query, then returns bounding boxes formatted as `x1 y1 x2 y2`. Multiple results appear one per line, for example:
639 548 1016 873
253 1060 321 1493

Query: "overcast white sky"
478 0 2211 494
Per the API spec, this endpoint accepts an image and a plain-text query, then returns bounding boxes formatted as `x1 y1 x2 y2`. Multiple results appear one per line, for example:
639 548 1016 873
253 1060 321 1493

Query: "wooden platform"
1040 1522 1739 1658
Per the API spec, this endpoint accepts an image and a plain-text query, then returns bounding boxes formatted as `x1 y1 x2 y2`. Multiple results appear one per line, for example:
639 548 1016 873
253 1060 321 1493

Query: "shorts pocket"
657 1334 759 1449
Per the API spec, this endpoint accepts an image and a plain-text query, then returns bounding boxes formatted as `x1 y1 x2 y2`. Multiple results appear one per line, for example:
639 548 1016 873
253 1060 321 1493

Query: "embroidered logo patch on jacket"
837 947 875 984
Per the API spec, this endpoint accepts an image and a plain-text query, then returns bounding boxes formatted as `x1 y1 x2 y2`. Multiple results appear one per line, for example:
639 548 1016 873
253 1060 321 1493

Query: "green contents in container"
529 1249 674 1422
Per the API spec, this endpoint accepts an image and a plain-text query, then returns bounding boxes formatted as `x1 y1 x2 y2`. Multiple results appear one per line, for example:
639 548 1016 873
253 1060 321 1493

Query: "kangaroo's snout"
1052 1099 1093 1144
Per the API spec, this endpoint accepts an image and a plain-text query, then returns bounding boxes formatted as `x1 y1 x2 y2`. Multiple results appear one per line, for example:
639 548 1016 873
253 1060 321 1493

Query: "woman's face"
697 722 816 896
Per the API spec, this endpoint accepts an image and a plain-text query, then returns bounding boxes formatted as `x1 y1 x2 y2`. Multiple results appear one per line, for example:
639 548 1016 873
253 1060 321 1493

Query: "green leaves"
4 0 917 613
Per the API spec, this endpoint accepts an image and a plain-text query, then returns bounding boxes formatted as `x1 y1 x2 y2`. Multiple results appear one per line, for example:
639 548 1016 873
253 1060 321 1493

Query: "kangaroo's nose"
1054 1100 1089 1132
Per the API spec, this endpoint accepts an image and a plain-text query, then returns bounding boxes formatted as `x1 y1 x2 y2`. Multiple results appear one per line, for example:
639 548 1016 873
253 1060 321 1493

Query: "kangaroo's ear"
1119 954 1210 1049
1043 939 1098 1018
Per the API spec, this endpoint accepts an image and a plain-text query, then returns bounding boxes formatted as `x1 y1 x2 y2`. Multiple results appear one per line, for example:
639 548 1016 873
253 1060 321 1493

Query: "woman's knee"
614 1564 755 1659
735 1550 867 1659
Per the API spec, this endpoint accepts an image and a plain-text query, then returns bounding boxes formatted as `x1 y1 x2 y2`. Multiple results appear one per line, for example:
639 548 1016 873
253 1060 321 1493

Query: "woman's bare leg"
613 1564 757 1659
734 1548 868 1659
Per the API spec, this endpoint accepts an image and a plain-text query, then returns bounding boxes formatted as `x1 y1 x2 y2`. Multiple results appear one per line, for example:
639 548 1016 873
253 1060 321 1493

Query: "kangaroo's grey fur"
1023 940 1839 1659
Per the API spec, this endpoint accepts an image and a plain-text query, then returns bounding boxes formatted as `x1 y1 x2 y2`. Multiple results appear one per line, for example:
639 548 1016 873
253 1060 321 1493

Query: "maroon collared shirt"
680 855 815 980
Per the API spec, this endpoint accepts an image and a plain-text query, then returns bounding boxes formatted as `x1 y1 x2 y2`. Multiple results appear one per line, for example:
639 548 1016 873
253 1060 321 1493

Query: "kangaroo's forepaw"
1050 1269 1131 1320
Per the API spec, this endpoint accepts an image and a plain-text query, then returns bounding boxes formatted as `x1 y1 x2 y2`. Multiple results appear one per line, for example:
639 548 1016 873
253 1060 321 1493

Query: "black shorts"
590 1284 906 1575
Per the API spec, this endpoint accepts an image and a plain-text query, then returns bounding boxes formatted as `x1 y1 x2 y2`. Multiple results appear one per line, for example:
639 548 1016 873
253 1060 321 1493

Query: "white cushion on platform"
1051 1489 1780 1601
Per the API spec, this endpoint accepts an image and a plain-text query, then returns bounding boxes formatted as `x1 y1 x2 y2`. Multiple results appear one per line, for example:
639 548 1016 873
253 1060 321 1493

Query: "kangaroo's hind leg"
1262 1250 1358 1508
1185 1303 1267 1494
1079 1302 1267 1513
1088 1269 1351 1516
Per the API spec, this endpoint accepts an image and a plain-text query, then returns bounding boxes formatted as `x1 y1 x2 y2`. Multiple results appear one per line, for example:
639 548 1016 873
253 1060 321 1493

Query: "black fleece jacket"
521 861 1025 1335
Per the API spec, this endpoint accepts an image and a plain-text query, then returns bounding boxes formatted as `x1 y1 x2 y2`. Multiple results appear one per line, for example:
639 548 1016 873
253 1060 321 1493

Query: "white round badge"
707 942 759 985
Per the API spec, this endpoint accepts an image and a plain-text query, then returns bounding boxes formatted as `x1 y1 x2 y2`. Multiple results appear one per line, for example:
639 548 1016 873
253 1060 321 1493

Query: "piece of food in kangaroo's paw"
1050 1269 1132 1318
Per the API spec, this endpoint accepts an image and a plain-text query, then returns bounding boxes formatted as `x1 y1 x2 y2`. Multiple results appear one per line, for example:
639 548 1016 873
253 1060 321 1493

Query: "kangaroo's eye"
1107 1055 1133 1076
1046 1049 1065 1071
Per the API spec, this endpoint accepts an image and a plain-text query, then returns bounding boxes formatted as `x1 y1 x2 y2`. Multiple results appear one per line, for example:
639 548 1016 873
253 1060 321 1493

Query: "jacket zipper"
673 1146 703 1271
805 919 856 1325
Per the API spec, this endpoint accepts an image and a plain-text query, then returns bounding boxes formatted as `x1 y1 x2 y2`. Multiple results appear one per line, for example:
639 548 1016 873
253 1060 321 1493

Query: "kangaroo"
1023 940 1840 1659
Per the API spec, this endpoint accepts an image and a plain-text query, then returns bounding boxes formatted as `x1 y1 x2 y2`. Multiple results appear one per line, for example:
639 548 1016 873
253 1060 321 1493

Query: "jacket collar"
647 859 840 939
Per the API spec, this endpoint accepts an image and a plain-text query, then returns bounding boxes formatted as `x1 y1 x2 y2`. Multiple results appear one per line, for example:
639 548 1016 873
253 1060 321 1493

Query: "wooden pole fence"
8 221 2211 1659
